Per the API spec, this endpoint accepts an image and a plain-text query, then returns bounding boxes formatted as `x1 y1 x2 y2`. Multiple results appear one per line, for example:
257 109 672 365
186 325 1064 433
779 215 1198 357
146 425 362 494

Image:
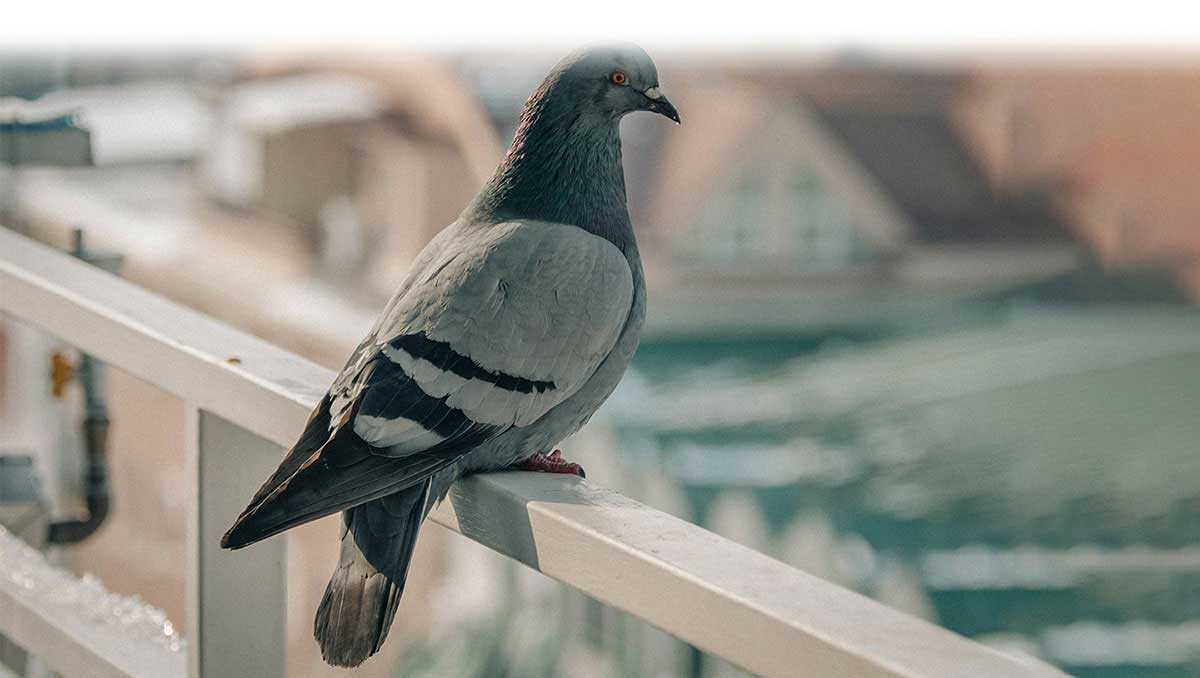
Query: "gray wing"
348 220 635 445
222 220 633 548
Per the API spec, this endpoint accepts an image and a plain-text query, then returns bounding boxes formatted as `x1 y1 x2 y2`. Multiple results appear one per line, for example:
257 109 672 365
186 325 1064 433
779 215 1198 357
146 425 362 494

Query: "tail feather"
314 560 398 666
314 480 430 667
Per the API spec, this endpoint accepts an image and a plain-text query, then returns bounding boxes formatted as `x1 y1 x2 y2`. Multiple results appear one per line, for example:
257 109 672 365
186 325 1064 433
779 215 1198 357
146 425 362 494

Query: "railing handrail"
0 227 1067 678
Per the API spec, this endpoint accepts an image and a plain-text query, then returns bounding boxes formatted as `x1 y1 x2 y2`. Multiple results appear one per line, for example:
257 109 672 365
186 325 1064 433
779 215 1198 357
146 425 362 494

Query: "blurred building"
959 65 1200 300
200 58 502 285
618 60 1200 338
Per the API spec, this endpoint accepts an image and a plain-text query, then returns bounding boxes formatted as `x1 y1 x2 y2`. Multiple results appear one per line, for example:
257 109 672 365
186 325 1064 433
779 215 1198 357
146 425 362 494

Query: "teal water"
609 309 1200 678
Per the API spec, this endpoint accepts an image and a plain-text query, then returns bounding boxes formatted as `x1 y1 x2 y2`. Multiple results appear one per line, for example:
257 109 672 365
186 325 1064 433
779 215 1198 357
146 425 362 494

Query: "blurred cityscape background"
2 48 1200 677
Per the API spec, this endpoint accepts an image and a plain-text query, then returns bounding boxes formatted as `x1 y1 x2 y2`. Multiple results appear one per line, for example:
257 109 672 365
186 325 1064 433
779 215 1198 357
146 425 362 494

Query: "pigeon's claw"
515 449 585 478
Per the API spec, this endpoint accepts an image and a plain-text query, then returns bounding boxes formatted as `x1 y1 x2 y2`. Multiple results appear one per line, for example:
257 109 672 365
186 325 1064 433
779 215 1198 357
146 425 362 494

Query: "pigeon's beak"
642 86 681 124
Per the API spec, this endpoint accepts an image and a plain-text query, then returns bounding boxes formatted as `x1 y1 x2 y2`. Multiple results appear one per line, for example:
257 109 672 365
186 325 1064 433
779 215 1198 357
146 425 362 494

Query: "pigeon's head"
548 43 680 124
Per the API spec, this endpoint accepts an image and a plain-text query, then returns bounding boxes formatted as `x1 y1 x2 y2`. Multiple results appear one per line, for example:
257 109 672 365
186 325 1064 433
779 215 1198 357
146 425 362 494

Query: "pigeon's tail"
314 480 431 667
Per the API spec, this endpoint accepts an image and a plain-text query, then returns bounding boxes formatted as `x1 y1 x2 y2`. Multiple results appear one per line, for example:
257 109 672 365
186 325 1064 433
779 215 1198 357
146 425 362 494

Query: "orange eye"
610 70 628 86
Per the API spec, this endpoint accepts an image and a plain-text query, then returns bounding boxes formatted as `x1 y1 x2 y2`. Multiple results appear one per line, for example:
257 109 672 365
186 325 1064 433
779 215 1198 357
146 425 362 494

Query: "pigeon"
221 43 679 668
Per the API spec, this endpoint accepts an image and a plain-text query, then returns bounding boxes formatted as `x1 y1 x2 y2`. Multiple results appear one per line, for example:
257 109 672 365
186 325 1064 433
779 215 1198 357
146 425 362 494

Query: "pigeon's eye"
609 70 628 86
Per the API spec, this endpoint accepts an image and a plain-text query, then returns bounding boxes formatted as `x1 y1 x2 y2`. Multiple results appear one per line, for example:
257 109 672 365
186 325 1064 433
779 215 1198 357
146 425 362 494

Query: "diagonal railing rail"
0 227 1067 678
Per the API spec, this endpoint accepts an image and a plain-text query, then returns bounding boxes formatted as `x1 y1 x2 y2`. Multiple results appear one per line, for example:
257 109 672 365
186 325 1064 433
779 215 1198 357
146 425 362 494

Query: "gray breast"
456 241 647 475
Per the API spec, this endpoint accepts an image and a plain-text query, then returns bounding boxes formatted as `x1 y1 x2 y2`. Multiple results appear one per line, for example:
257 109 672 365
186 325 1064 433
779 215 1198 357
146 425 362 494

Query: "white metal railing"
0 227 1068 678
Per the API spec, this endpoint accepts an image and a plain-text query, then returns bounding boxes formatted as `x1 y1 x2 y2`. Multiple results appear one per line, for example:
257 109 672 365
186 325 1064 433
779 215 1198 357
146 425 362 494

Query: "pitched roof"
812 104 1071 243
725 62 1074 244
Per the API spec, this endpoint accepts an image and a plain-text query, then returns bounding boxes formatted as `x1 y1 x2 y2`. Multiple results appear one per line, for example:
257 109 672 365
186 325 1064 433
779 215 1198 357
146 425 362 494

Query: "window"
686 152 867 273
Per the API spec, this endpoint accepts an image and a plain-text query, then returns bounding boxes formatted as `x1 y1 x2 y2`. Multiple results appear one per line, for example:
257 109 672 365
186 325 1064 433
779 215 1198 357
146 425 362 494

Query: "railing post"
185 406 287 678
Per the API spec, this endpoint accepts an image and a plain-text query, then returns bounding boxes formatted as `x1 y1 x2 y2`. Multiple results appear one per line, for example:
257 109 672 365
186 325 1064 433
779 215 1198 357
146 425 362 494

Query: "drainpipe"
46 230 118 544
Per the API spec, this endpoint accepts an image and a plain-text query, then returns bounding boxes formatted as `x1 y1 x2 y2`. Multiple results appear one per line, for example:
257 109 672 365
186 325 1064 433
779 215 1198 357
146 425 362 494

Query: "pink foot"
515 449 585 478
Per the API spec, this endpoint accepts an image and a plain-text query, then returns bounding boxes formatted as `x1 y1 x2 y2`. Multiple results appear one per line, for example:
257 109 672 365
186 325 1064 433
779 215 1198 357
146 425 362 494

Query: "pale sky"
5 0 1200 52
